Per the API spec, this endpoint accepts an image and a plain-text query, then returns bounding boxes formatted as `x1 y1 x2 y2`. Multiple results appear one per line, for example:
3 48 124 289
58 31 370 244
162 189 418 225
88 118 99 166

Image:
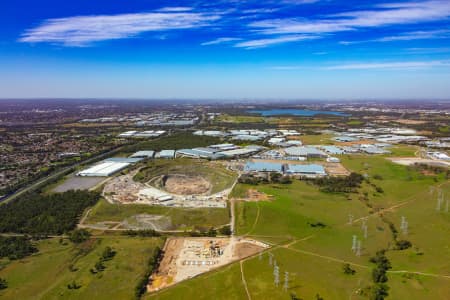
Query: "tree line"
0 190 100 235
309 172 364 193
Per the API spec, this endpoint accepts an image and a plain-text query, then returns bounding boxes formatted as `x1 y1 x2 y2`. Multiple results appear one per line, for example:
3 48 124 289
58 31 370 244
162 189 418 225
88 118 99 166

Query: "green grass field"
0 236 164 300
85 199 231 231
151 155 449 299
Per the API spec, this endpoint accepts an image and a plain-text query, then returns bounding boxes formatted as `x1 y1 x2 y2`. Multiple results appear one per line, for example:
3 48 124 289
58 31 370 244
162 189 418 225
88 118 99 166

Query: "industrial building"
158 150 176 159
285 164 326 178
244 161 284 173
77 161 130 177
284 146 327 158
218 147 260 158
118 130 165 138
130 151 155 159
104 157 143 164
320 145 345 155
176 148 225 160
210 143 239 151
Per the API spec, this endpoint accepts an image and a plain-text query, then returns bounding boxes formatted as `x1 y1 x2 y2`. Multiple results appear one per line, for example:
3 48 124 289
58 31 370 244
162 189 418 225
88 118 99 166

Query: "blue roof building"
244 161 284 173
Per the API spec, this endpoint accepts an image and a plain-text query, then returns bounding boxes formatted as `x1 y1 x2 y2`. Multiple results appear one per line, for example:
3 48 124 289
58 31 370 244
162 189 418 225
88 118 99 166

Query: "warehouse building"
210 143 239 151
284 146 327 158
244 161 284 173
285 164 326 178
176 149 225 160
130 151 155 159
77 161 130 177
104 157 143 163
218 147 260 158
157 150 176 159
320 145 345 155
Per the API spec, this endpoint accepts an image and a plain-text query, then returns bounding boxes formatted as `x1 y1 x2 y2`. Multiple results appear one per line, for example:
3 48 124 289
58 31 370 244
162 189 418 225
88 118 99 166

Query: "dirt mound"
164 174 211 195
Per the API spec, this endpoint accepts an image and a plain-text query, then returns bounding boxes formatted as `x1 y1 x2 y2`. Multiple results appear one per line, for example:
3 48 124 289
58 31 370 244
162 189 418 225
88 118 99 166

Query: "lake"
248 109 350 117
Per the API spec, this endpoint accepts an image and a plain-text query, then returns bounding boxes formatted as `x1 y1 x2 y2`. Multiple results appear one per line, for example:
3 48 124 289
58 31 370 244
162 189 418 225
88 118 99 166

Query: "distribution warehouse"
77 161 130 177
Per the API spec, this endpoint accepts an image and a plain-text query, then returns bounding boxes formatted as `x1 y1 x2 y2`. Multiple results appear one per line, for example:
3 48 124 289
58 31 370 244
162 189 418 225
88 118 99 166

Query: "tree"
0 236 37 260
395 240 412 250
219 225 232 236
370 283 389 300
207 227 217 237
101 247 116 261
0 278 7 290
290 293 303 300
343 263 356 275
94 261 106 272
67 280 81 290
68 229 91 244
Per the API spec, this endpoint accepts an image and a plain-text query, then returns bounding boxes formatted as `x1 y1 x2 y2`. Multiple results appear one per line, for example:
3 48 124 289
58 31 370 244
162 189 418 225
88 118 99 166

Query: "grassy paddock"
86 199 230 231
0 237 164 300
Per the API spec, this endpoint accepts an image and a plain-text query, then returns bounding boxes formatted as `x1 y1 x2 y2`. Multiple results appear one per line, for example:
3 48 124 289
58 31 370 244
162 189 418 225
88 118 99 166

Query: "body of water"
248 109 350 117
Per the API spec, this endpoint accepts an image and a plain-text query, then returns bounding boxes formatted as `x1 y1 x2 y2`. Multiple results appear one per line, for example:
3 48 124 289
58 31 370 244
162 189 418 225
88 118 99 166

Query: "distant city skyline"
1 0 450 99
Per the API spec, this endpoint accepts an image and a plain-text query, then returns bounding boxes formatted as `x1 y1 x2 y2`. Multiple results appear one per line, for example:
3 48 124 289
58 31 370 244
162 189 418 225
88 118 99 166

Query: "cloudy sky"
1 0 450 99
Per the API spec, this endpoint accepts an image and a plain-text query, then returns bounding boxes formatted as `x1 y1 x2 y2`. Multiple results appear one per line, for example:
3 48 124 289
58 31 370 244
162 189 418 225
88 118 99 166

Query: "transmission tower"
351 235 357 252
356 240 361 257
273 264 280 287
348 214 354 225
437 189 443 211
283 271 289 292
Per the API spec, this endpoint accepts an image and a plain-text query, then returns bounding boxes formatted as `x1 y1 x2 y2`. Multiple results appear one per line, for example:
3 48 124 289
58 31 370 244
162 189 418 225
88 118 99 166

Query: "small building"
244 161 284 173
285 164 326 178
268 137 285 145
334 136 358 142
326 157 341 163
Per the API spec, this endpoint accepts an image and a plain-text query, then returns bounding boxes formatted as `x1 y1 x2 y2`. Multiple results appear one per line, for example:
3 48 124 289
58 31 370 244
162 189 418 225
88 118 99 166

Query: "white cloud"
19 10 221 46
157 7 193 12
325 60 450 70
340 29 450 45
201 37 241 46
234 34 319 49
250 1 450 35
376 29 450 41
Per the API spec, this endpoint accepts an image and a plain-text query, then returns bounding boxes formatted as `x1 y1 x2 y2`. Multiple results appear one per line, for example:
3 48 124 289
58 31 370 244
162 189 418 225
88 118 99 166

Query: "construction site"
102 161 237 208
148 237 268 293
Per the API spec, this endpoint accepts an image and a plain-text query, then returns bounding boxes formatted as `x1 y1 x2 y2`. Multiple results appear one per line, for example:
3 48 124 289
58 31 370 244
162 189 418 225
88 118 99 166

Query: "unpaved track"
240 260 252 300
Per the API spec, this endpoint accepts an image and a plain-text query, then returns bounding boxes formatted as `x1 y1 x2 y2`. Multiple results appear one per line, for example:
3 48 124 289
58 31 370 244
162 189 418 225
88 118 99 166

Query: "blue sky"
1 0 450 99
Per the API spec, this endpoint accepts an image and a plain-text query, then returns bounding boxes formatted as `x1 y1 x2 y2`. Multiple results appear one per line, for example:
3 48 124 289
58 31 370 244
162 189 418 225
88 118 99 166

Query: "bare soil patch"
233 241 264 258
395 119 427 125
148 237 268 293
164 174 211 195
245 189 273 202
325 162 351 176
